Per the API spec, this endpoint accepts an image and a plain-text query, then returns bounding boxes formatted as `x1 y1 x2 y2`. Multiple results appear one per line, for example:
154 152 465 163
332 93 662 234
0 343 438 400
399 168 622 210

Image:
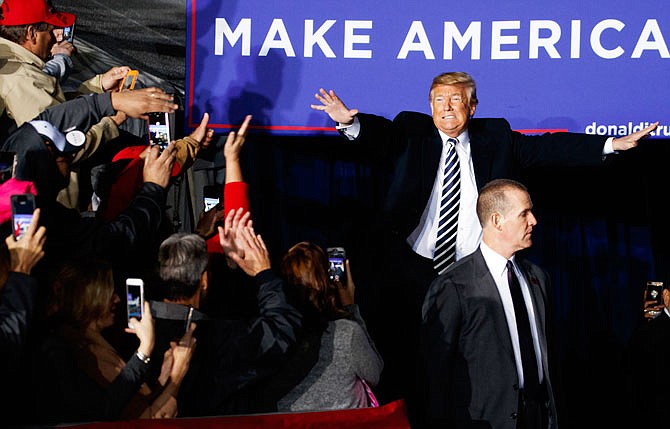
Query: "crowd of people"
0 0 664 428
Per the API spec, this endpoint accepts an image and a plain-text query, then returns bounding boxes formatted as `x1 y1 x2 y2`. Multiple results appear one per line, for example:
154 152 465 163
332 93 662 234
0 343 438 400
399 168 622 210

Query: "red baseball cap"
1 0 75 27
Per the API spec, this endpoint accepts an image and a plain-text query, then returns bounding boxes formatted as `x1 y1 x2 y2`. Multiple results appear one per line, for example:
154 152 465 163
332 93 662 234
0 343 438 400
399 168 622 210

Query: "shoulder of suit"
469 117 512 132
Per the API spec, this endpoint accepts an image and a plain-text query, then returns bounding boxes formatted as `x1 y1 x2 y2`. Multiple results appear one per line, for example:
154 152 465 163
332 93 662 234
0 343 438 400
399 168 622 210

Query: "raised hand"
612 121 659 151
310 88 358 125
142 141 177 189
6 208 46 275
225 221 270 277
218 208 252 263
110 87 178 120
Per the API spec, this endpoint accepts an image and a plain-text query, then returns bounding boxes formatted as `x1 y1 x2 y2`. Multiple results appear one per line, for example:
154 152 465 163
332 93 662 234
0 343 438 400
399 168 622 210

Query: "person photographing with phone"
146 219 301 417
250 241 383 413
31 259 196 424
0 204 46 421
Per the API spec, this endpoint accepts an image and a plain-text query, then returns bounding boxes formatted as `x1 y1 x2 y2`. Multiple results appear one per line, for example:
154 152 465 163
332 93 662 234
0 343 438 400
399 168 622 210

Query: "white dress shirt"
338 116 616 262
480 242 544 387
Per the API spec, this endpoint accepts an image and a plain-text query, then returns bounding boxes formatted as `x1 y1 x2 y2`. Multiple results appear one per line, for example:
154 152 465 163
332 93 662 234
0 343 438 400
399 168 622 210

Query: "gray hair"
158 233 209 300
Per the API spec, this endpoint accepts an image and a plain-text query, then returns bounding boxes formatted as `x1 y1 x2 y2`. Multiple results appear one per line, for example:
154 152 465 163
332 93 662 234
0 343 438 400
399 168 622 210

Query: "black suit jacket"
421 248 557 429
353 111 608 239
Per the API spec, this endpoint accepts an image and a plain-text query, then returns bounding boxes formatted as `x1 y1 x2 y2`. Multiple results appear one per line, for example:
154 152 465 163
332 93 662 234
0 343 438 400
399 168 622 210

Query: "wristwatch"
135 350 151 364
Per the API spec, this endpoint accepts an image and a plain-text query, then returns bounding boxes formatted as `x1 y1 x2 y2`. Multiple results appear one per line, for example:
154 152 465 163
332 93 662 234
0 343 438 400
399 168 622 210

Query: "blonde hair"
429 72 478 106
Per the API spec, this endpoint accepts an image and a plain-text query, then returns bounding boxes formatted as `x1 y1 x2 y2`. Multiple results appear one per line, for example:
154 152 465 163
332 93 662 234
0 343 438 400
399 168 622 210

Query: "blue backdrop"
186 0 669 136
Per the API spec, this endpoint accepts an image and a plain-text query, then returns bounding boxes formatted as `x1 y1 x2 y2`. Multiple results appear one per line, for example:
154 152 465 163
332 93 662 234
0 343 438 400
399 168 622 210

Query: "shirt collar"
480 241 514 279
437 129 470 147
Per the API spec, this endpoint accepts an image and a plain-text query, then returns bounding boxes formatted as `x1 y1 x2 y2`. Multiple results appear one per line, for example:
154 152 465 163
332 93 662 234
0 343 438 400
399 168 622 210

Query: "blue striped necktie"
433 138 460 275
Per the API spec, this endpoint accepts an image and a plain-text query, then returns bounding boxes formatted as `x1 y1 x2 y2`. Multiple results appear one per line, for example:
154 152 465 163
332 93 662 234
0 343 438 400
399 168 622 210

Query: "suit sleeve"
421 277 463 427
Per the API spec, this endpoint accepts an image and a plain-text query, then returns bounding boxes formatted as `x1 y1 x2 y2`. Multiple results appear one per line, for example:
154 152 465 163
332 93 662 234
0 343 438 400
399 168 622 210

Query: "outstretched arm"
310 88 359 125
612 121 659 151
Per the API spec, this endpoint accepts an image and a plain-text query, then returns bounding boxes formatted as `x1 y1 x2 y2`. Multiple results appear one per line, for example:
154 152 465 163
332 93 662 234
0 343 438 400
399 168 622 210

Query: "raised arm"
310 88 359 125
611 121 659 151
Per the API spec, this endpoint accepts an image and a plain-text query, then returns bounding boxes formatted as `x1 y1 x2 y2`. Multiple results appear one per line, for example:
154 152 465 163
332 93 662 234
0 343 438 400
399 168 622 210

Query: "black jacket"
149 269 302 417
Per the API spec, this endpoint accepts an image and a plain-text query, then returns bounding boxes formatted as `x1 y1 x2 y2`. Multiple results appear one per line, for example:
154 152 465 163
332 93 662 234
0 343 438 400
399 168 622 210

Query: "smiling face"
429 84 477 138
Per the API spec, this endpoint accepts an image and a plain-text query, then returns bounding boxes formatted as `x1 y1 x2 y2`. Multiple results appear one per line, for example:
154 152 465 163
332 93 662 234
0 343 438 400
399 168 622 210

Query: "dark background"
55 1 670 427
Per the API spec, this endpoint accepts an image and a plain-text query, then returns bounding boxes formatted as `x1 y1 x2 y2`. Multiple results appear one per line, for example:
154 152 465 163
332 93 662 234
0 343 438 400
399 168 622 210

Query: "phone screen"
126 279 144 327
148 112 171 151
11 194 35 240
646 281 664 306
63 22 75 43
204 197 220 212
203 184 222 212
327 247 346 282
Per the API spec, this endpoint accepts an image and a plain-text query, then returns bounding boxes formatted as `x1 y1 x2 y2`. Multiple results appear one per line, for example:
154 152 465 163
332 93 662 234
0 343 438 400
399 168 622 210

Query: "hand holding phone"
644 281 665 319
63 21 76 43
11 194 36 240
126 278 144 328
327 247 346 283
148 111 171 152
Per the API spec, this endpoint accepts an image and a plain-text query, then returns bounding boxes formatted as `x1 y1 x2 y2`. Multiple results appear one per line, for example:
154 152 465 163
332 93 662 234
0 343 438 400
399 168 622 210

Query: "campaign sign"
186 0 669 137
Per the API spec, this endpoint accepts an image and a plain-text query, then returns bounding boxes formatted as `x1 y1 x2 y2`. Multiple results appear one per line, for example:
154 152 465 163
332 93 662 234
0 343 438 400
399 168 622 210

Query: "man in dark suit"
422 178 554 429
310 72 657 418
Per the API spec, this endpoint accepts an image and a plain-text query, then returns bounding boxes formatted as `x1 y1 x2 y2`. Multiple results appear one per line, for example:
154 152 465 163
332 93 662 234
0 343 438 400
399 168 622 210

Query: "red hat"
1 0 75 27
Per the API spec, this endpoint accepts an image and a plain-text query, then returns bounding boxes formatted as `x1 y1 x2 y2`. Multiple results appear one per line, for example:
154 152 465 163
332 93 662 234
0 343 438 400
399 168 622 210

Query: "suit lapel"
472 250 516 358
422 128 443 190
468 119 496 190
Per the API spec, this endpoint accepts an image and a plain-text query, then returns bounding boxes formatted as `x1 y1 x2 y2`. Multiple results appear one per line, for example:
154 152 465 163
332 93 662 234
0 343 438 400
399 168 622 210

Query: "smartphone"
645 281 664 306
119 70 138 92
327 247 346 283
126 278 144 328
63 21 75 43
11 194 35 240
147 111 171 152
0 151 16 184
203 184 222 212
184 306 194 335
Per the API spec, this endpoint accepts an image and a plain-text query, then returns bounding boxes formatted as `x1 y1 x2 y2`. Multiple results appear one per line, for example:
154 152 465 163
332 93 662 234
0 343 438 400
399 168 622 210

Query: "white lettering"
344 20 373 59
591 19 624 59
491 21 520 60
259 18 296 57
214 18 251 56
570 20 581 58
304 20 336 58
443 21 481 60
529 20 561 59
397 21 435 59
631 19 670 58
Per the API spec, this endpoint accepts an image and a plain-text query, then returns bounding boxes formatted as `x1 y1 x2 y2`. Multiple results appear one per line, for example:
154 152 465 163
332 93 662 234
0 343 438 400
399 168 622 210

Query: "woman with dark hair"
258 241 382 412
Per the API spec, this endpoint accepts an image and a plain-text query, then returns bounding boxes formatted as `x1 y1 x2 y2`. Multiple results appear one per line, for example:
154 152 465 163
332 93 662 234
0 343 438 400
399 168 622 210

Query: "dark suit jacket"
421 248 557 429
353 111 608 239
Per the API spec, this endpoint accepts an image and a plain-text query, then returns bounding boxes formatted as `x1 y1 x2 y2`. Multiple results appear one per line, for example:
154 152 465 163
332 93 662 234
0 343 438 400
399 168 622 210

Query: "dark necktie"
433 138 460 275
507 260 540 397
